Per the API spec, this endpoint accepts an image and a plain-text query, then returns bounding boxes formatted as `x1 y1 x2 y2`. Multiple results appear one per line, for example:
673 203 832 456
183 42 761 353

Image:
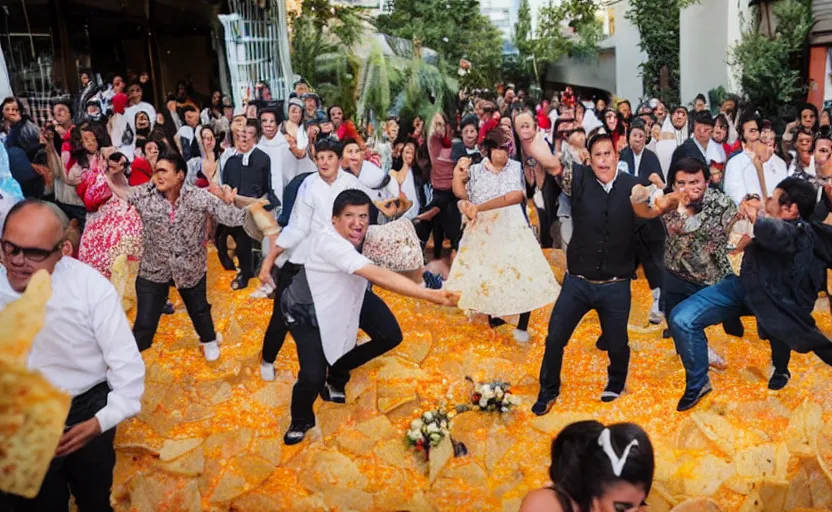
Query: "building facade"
480 0 520 41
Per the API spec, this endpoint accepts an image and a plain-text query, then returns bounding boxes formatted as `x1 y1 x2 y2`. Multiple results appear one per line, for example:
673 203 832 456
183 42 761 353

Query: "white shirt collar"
240 146 256 166
597 170 619 193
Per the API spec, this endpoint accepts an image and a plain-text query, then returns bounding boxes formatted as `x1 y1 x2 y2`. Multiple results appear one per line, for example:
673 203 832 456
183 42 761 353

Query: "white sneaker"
513 329 530 344
249 282 275 299
260 361 275 381
708 347 728 371
648 309 664 325
203 341 220 362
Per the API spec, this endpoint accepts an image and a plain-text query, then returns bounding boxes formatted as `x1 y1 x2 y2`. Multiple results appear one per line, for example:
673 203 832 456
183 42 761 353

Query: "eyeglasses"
0 239 63 262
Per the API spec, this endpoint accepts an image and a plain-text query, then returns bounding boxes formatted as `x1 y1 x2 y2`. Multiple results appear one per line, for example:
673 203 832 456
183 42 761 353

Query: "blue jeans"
664 270 745 338
669 275 748 391
539 274 631 397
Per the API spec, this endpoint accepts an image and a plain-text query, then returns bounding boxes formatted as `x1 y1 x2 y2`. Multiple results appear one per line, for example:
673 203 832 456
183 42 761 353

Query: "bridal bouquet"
406 409 451 454
468 378 521 413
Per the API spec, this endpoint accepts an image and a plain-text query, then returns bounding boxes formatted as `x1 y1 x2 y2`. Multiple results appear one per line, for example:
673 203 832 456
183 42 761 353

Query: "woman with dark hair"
426 112 460 260
1 97 44 197
129 139 159 186
602 109 627 152
187 125 223 188
77 152 143 277
201 89 223 126
448 127 559 343
153 109 180 152
520 421 655 512
67 122 114 187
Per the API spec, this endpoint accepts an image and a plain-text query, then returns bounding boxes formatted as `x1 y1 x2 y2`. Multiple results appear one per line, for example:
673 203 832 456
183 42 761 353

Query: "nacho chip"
354 414 395 442
675 416 711 451
691 411 736 455
758 478 788 512
735 444 777 479
429 436 454 484
210 465 247 503
204 429 253 460
298 450 368 493
683 454 735 497
157 446 205 477
252 436 283 467
0 363 71 498
669 499 722 512
322 487 374 511
816 421 832 485
786 399 823 458
0 270 51 366
158 437 204 462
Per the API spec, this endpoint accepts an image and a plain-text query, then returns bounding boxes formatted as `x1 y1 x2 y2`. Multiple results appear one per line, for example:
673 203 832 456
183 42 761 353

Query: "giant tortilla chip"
787 399 823 458
428 436 454 484
445 207 559 316
0 270 51 366
0 363 71 498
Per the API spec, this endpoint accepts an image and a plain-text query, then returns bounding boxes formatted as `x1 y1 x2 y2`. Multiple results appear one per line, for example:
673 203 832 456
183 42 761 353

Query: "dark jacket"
567 165 641 280
221 147 279 209
740 218 832 353
451 141 482 164
669 138 707 169
621 146 666 242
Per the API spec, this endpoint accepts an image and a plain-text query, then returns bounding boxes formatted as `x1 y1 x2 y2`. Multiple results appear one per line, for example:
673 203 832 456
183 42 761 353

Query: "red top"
129 158 153 186
428 132 455 191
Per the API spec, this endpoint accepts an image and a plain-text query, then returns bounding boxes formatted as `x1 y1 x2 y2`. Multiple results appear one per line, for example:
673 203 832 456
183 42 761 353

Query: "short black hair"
108 151 128 164
460 114 479 132
738 111 763 142
53 99 73 113
332 189 371 217
695 93 707 103
693 110 715 127
158 151 187 173
666 157 710 192
341 137 360 149
618 99 631 109
258 108 278 123
776 177 817 221
181 105 198 115
629 118 647 134
587 132 613 153
314 138 343 158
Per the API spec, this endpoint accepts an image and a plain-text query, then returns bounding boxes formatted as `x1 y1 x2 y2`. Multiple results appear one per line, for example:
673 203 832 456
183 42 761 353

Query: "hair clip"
598 428 639 477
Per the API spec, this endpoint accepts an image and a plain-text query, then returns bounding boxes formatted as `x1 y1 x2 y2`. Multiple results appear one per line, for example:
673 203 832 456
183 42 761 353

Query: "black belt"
66 381 110 427
570 273 629 285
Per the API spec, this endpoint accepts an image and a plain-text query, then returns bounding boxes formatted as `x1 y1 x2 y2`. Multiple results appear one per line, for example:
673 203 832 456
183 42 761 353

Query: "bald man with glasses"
0 199 145 511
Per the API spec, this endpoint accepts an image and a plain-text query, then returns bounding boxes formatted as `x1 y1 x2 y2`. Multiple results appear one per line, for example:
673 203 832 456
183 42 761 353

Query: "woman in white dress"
447 128 559 343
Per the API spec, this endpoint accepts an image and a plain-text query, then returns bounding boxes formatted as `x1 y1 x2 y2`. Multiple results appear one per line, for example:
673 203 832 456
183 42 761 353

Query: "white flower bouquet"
468 378 521 413
406 408 451 456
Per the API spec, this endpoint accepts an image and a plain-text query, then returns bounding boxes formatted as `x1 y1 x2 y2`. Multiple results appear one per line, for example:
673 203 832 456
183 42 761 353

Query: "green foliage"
356 43 392 123
289 0 367 119
513 0 535 58
728 0 812 119
625 0 685 105
376 0 503 88
392 59 458 123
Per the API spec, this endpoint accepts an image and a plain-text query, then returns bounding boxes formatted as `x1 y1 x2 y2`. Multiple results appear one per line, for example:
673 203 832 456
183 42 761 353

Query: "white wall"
680 0 735 104
607 0 646 102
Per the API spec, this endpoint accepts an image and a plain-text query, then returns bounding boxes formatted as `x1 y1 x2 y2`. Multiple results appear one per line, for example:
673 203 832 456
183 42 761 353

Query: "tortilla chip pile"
0 271 72 499
111 249 832 511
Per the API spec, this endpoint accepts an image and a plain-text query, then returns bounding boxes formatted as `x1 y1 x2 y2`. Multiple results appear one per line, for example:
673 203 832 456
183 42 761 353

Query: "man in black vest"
532 133 642 415
221 119 278 290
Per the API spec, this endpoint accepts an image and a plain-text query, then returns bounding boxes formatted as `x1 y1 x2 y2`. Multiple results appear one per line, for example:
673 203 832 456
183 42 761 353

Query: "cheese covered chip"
0 269 51 366
0 363 71 498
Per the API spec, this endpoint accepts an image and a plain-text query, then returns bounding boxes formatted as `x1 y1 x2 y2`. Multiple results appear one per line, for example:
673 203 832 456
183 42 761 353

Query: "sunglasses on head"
1 239 63 262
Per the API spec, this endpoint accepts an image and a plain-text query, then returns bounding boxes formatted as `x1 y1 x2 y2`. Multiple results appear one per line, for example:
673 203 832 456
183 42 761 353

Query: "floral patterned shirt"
127 183 247 288
465 158 525 205
662 188 738 286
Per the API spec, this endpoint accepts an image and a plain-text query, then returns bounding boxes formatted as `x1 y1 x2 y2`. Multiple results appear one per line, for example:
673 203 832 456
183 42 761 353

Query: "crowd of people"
2 68 832 511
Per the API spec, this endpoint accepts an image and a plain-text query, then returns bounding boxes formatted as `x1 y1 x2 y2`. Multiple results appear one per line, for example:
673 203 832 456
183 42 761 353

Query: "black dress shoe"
600 381 625 403
321 383 346 404
531 392 559 416
768 371 791 391
163 301 175 315
662 328 671 339
231 273 252 290
676 382 713 412
283 422 315 445
595 336 609 351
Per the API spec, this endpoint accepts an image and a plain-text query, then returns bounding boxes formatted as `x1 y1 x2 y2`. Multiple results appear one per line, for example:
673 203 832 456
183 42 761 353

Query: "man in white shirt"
280 189 457 444
0 200 145 510
724 139 786 205
257 139 367 380
256 108 286 201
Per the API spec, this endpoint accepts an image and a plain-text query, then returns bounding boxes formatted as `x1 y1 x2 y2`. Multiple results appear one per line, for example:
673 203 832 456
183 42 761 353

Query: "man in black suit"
670 110 715 169
221 119 279 290
620 119 666 324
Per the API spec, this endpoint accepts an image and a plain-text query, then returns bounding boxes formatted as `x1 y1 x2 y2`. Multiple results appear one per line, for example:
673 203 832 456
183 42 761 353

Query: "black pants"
289 289 402 424
489 312 531 330
5 382 115 512
539 274 631 398
261 262 303 363
664 269 744 338
634 236 665 293
214 225 236 271
430 189 461 257
225 225 255 279
133 275 215 351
